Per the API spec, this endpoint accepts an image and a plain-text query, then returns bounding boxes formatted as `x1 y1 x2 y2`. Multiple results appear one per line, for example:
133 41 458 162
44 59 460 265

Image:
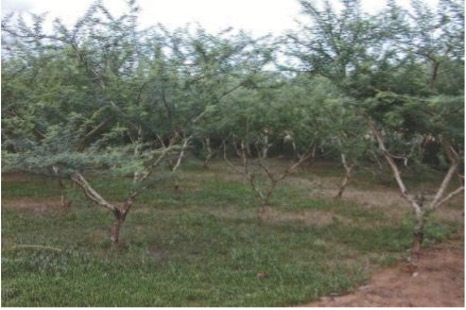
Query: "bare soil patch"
301 234 464 307
258 207 351 227
2 172 37 182
1 198 64 213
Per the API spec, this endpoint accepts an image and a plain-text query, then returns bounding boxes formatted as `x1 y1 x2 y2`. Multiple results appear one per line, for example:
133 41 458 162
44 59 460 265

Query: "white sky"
2 0 438 36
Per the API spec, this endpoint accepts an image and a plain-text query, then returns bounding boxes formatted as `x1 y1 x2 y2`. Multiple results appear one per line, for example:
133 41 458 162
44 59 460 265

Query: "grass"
1 159 463 306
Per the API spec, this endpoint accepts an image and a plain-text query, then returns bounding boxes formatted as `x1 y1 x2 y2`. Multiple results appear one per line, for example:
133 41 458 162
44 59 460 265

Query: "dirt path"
301 234 464 307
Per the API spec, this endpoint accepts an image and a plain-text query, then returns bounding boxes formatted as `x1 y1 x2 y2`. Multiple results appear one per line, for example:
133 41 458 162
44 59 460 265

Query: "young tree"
325 104 372 199
366 0 464 256
287 0 464 255
220 74 345 216
2 1 188 244
2 0 270 244
366 92 464 258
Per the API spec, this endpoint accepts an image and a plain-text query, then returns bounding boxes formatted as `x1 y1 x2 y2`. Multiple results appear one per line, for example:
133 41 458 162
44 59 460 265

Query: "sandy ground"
301 233 464 307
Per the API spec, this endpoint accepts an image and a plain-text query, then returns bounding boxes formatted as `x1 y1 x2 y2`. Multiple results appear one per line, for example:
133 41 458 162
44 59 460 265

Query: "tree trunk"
335 154 354 199
369 121 464 258
110 196 136 245
203 137 213 169
411 210 426 259
58 178 72 208
110 214 125 245
70 172 143 246
335 177 349 199
430 60 440 91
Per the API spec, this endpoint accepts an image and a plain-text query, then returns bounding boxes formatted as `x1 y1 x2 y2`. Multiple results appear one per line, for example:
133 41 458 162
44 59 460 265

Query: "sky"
2 0 438 36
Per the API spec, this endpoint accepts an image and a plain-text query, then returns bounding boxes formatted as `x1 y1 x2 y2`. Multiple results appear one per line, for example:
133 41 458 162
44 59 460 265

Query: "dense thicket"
2 0 463 251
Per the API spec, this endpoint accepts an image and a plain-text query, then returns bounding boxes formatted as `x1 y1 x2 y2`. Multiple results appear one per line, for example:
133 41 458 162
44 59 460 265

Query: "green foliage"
1 1 464 304
1 1 273 179
3 0 463 180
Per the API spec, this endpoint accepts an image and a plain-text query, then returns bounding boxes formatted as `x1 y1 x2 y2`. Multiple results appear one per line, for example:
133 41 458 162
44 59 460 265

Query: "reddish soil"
1 198 67 213
301 234 465 307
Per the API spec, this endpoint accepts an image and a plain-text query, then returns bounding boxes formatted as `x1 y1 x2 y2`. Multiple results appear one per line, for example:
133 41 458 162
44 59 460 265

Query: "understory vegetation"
2 160 462 306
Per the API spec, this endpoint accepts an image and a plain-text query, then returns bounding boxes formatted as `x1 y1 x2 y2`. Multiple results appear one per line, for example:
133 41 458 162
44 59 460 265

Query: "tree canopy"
2 0 463 250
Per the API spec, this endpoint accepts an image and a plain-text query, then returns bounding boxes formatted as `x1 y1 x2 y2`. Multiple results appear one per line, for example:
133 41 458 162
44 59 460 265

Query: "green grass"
1 174 61 200
1 161 462 306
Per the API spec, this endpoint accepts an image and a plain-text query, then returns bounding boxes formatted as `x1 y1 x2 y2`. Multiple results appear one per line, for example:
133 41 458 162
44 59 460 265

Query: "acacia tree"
366 92 464 257
285 0 387 197
218 74 346 216
366 0 464 257
395 0 463 93
286 0 382 92
2 1 189 244
172 26 275 171
322 102 373 199
139 25 273 189
287 0 464 256
2 0 270 244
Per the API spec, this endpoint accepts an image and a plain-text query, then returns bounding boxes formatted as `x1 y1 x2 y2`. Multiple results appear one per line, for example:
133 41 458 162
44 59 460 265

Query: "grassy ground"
1 159 463 306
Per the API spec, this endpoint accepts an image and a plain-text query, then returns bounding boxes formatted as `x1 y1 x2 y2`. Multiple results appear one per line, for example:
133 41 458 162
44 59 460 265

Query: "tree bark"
411 209 426 259
203 137 213 169
110 213 125 245
70 172 117 213
58 178 72 208
70 172 139 246
110 197 135 245
335 153 355 199
370 121 464 257
429 60 440 91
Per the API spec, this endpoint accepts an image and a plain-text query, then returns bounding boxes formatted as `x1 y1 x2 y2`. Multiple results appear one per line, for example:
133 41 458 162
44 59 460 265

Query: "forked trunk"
110 198 135 245
369 121 464 258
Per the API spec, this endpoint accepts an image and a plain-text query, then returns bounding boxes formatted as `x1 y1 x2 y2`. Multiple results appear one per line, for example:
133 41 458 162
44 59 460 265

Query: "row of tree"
2 0 464 257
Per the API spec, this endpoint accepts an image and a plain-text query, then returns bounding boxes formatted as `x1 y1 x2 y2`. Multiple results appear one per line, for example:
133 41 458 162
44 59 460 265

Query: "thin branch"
8 245 62 252
277 143 316 182
170 136 191 172
430 141 462 209
434 185 464 209
70 172 116 212
223 137 265 202
369 120 422 212
430 160 459 208
76 116 112 151
135 145 177 184
370 121 407 194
